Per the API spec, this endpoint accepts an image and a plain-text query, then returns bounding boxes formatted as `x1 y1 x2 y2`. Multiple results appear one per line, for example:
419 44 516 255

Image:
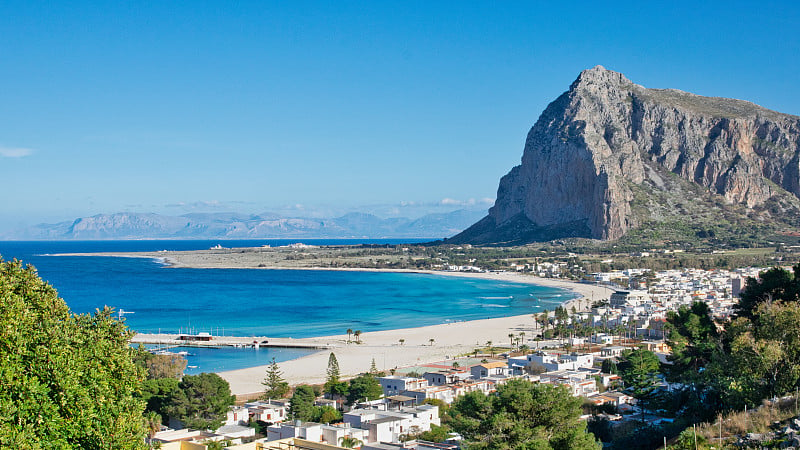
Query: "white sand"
216 271 614 395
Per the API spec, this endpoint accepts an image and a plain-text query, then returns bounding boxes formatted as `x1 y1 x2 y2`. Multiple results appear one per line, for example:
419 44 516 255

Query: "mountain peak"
570 65 632 91
451 68 800 245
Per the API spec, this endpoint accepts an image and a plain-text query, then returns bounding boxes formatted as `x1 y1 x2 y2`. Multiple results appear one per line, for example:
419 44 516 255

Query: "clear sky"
2 1 799 231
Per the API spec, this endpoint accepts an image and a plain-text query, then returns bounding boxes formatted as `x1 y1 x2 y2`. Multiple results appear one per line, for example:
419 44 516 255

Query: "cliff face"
453 66 800 245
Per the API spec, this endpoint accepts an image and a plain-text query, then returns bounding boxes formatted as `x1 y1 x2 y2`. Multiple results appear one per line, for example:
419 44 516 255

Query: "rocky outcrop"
452 66 800 245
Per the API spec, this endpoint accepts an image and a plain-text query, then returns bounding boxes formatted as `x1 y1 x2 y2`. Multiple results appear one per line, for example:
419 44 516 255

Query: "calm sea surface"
0 240 575 373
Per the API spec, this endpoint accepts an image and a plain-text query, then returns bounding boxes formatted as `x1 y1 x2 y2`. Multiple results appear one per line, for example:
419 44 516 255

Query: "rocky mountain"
4 209 486 240
452 66 800 246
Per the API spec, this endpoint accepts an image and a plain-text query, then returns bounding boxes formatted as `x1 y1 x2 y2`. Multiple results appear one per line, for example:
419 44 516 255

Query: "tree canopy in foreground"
449 378 600 449
165 372 235 431
0 258 147 448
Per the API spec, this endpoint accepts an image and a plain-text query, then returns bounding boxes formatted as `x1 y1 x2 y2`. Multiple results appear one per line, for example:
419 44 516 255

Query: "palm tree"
539 309 550 332
346 328 353 343
399 338 405 346
452 361 460 369
144 411 161 438
339 436 362 448
508 333 515 350
354 330 362 344
429 338 435 346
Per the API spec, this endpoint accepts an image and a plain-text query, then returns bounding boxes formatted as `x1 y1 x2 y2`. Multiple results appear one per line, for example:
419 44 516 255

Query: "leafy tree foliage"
346 374 383 405
140 377 180 419
315 405 342 423
713 301 800 408
165 372 235 431
133 347 187 379
262 357 290 399
449 378 600 449
601 358 618 374
289 385 317 421
339 436 362 448
0 259 147 448
401 423 452 443
665 302 718 381
736 264 800 318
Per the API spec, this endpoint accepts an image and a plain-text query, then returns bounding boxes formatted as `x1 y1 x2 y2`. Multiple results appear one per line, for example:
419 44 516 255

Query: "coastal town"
144 263 768 449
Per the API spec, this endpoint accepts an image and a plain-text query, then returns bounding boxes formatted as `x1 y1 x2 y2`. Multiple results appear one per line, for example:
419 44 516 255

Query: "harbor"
131 332 336 350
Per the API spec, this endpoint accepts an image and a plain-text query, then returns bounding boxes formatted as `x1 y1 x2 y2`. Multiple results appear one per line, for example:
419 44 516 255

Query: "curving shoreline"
215 272 613 395
55 250 615 395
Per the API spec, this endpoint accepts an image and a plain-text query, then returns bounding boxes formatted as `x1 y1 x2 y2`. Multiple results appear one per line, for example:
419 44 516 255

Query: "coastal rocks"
452 66 800 244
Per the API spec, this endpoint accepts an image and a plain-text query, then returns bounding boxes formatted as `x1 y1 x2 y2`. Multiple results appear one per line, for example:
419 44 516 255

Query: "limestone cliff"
452 66 800 245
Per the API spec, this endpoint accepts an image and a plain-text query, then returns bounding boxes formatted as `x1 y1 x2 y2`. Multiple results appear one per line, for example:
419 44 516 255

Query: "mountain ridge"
451 66 800 245
2 209 486 240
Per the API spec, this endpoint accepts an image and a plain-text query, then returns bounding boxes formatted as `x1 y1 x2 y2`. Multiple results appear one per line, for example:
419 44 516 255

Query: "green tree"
346 328 353 343
0 259 147 448
339 436 363 448
346 374 383 405
401 423 452 443
353 330 362 344
144 411 162 439
133 347 187 379
666 302 719 381
714 301 800 408
449 379 599 449
555 305 569 338
601 358 618 374
324 353 348 398
262 357 290 399
369 358 379 375
140 377 180 418
618 348 660 421
289 385 317 421
736 264 800 318
315 405 342 424
165 372 235 431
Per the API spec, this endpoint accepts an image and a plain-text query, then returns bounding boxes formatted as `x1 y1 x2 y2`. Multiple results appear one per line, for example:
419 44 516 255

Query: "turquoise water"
141 345 316 375
0 240 575 372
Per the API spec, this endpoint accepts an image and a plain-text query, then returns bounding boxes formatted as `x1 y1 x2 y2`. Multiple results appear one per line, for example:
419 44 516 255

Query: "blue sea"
0 240 575 373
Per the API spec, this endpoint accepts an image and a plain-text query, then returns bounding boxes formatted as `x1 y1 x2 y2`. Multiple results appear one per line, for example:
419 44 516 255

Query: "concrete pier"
131 333 336 350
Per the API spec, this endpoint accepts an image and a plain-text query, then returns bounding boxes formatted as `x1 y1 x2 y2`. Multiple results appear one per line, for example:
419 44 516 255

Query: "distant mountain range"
2 210 487 240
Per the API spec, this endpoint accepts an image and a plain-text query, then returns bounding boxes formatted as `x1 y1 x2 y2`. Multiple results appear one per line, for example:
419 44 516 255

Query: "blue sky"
1 1 799 231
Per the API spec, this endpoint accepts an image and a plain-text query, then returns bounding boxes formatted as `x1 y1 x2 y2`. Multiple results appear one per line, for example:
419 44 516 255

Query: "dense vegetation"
428 379 599 449
0 259 147 448
164 373 235 431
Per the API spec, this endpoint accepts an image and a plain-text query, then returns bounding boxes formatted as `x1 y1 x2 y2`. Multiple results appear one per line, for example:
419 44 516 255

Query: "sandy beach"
58 249 614 395
211 271 613 396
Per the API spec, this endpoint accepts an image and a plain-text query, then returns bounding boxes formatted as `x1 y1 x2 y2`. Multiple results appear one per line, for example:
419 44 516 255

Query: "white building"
343 404 440 444
508 351 594 373
379 376 429 397
610 290 651 308
470 361 511 379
